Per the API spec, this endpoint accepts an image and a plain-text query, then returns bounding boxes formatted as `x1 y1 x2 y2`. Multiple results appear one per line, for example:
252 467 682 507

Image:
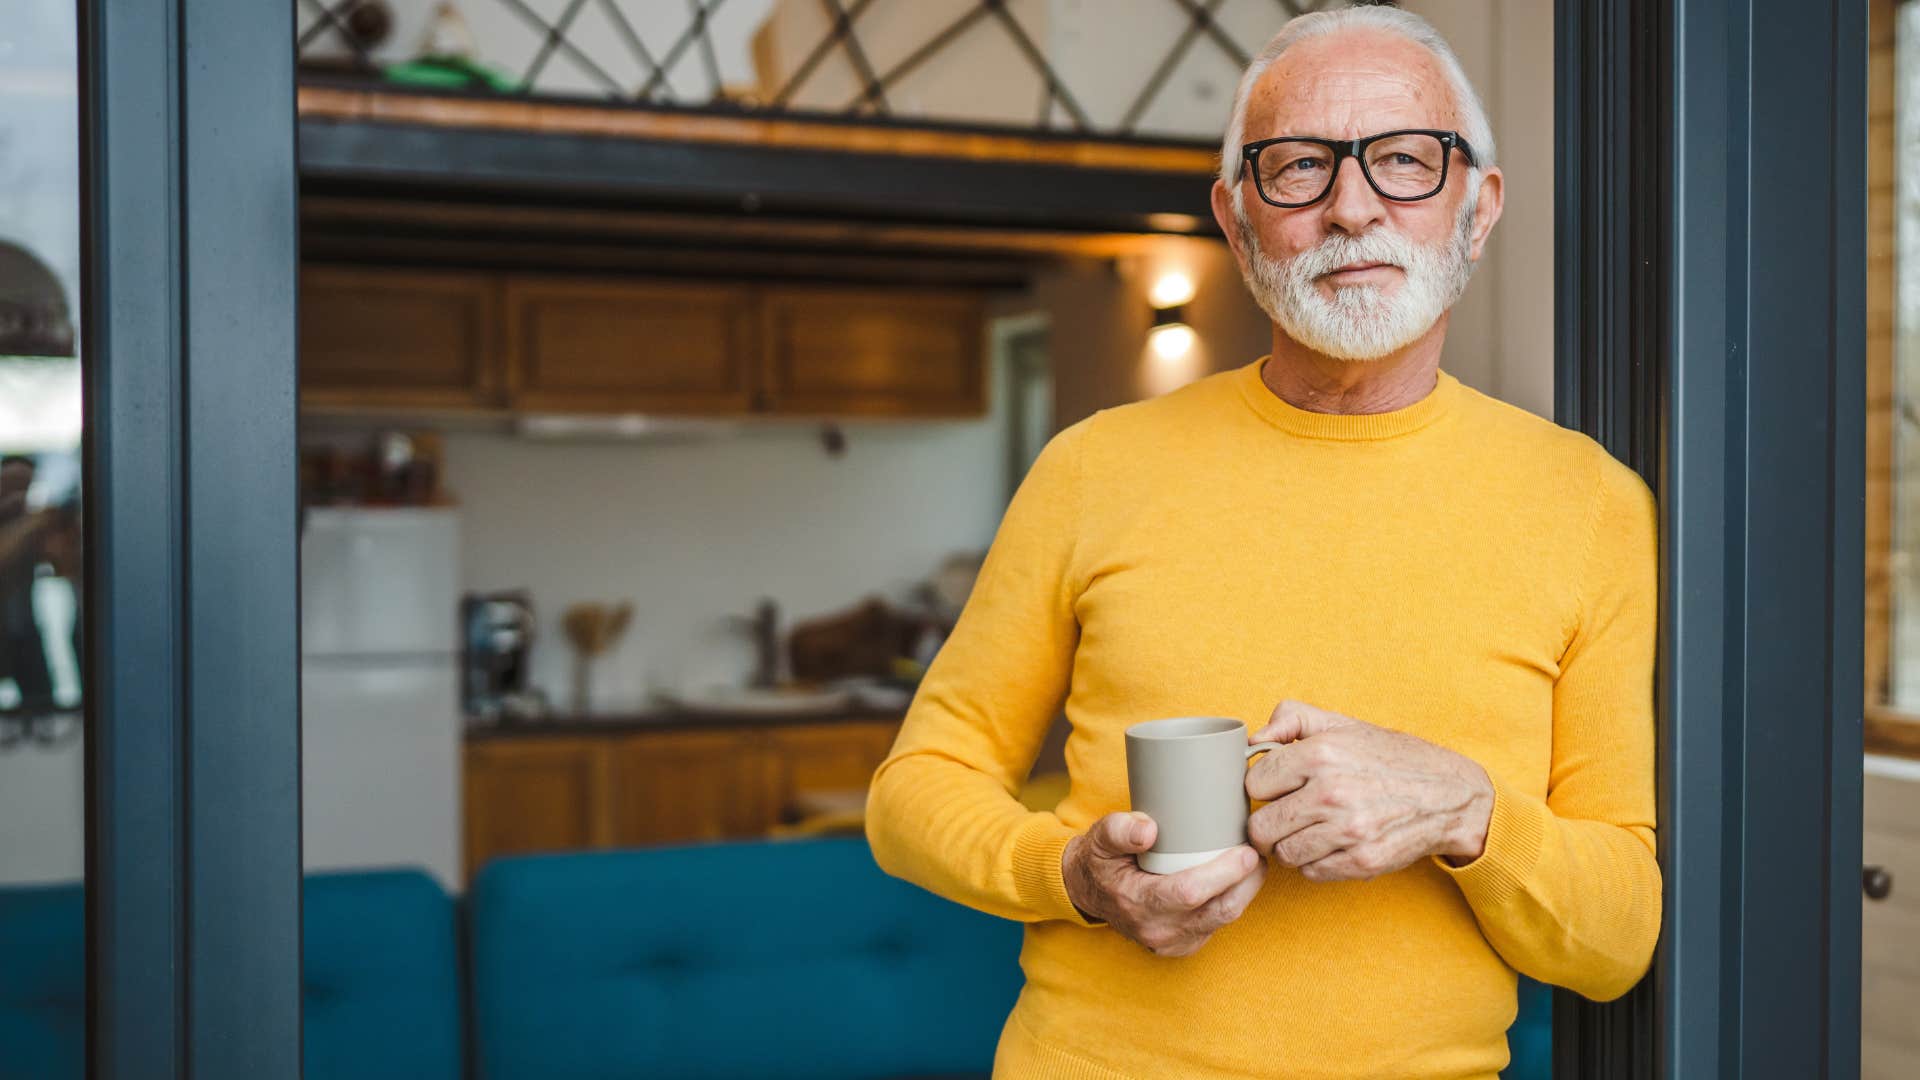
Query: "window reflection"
0 0 86 890
0 0 85 1070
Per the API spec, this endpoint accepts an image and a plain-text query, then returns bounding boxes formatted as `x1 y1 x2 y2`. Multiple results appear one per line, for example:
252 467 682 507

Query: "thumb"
1253 698 1342 744
1088 811 1156 859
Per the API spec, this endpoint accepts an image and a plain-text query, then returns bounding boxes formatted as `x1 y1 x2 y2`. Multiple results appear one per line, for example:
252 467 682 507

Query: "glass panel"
292 3 1560 1077
1869 2 1919 1077
1891 0 1920 711
0 1 86 1076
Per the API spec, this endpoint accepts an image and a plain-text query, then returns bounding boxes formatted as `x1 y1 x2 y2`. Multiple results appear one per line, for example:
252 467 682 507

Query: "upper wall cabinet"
300 266 501 411
760 287 985 418
504 277 759 414
298 267 989 419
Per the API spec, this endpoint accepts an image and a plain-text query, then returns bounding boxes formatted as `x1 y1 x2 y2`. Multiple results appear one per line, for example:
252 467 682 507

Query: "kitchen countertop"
464 702 909 739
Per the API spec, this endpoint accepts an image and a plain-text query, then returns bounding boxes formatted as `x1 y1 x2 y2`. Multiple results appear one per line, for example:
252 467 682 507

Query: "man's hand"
1245 699 1494 882
1061 812 1265 957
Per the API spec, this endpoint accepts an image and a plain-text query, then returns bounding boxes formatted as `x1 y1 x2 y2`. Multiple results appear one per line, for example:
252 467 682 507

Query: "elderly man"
866 7 1658 1079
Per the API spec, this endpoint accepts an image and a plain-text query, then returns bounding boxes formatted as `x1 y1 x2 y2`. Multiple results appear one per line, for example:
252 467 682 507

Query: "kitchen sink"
663 684 855 717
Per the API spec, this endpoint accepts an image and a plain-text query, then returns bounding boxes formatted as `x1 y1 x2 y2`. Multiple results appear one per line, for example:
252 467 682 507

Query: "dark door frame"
1557 0 1865 1075
78 0 301 1075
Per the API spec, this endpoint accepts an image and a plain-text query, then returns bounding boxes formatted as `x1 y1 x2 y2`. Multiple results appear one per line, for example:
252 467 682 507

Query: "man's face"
1211 29 1505 361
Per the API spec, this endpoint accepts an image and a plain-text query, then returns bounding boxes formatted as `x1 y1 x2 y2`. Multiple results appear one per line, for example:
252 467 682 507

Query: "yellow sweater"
865 356 1661 1080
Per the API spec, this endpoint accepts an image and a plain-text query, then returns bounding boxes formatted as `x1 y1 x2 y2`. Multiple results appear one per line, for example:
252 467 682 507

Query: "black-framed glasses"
1238 129 1478 209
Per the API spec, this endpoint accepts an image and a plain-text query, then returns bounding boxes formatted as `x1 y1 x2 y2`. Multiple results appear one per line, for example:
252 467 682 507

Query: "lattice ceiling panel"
297 0 1369 140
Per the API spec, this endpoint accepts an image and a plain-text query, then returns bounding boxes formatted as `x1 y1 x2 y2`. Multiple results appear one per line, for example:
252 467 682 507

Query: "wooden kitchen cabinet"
772 721 900 812
299 267 987 419
463 737 614 878
300 266 502 411
462 718 900 881
612 729 782 846
503 276 758 414
759 287 986 417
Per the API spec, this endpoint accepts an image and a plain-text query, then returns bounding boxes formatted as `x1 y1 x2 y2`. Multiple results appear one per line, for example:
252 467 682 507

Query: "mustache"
1285 230 1425 282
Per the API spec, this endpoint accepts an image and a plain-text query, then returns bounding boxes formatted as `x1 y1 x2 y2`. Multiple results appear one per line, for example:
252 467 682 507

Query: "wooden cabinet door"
300 266 500 410
504 277 757 414
760 287 985 417
463 738 614 880
769 720 900 821
612 729 781 847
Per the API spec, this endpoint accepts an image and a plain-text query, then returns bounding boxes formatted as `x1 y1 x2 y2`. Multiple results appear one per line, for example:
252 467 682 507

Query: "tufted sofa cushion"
468 837 1024 1080
0 881 84 1080
303 868 464 1080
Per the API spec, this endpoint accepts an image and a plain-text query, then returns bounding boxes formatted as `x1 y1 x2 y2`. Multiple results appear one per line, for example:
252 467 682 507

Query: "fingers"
1298 843 1400 882
1193 856 1267 931
1247 788 1331 853
1245 742 1316 801
1146 845 1260 911
1087 811 1156 860
1266 822 1350 869
1251 698 1342 744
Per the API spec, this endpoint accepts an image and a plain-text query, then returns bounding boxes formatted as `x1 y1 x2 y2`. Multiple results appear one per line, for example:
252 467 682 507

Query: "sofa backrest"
303 868 464 1080
467 837 1024 1080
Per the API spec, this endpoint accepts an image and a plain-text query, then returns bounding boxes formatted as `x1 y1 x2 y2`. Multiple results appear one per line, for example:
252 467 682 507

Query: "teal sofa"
467 837 1024 1079
0 842 1554 1078
0 870 463 1080
465 837 1553 1079
302 869 465 1079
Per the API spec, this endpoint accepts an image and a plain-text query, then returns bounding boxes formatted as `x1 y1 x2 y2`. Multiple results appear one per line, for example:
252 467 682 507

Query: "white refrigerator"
300 507 462 889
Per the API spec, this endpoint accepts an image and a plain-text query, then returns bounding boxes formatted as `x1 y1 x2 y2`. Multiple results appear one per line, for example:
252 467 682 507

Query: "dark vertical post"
80 0 301 1076
1557 0 1866 1076
1553 0 1665 1067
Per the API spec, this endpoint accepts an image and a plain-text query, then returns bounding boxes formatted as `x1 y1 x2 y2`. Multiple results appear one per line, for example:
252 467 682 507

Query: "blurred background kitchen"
281 0 1553 891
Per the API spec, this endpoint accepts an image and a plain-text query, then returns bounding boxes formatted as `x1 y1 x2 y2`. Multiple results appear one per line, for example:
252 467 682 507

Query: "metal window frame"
1556 0 1865 1075
78 0 301 1076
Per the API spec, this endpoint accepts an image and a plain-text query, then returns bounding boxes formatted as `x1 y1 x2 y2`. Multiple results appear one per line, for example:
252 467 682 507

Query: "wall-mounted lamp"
1149 272 1195 309
1147 271 1196 361
1149 306 1194 360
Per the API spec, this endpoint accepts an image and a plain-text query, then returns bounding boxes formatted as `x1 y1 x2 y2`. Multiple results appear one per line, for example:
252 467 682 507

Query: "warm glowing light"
1149 272 1196 309
1148 323 1195 361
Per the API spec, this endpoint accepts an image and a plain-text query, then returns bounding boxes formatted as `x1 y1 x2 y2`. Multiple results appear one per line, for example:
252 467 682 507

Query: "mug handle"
1245 741 1283 760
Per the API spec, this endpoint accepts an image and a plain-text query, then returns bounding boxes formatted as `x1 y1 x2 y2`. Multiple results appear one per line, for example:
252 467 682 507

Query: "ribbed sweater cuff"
1011 814 1100 926
1433 774 1547 910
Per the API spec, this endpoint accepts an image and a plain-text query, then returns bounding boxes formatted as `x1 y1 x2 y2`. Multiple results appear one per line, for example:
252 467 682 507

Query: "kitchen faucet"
726 597 781 689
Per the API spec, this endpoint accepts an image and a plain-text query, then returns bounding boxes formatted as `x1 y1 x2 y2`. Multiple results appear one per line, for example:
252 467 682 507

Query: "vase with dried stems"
561 601 632 715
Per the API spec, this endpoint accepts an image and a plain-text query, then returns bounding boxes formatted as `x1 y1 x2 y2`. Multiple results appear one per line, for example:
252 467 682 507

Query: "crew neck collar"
1233 354 1460 441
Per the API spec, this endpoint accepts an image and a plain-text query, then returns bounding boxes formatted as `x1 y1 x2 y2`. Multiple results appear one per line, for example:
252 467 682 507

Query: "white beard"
1236 191 1479 362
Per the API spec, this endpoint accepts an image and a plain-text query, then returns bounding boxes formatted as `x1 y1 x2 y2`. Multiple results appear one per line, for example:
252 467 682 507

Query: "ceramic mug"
1124 716 1282 874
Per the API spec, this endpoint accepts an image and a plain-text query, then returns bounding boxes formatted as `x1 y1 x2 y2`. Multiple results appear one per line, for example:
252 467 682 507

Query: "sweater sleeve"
1432 453 1662 1002
864 419 1100 926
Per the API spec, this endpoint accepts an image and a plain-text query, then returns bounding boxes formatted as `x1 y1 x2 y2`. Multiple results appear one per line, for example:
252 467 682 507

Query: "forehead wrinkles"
1244 33 1456 141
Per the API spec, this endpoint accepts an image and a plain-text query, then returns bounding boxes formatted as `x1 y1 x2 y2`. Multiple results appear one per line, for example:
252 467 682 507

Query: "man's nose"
1322 156 1386 235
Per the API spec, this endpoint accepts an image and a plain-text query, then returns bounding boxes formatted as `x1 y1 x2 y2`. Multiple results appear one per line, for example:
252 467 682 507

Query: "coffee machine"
461 590 545 722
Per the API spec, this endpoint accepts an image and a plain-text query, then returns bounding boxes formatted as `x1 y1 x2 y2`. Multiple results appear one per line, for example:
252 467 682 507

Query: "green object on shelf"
383 56 519 94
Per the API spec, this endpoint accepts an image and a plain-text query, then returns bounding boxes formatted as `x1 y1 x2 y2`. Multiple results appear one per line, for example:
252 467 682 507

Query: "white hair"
1219 6 1497 213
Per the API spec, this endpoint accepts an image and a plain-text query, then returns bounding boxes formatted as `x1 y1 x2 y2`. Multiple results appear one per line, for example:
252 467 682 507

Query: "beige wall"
1403 0 1557 418
1012 238 1272 428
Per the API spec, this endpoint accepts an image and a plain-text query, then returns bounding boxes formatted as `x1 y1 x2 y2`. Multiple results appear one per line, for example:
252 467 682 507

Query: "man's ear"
1211 179 1249 270
1466 167 1505 263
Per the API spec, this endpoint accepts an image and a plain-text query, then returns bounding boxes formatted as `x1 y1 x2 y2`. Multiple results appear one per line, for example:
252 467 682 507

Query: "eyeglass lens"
1255 133 1449 205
